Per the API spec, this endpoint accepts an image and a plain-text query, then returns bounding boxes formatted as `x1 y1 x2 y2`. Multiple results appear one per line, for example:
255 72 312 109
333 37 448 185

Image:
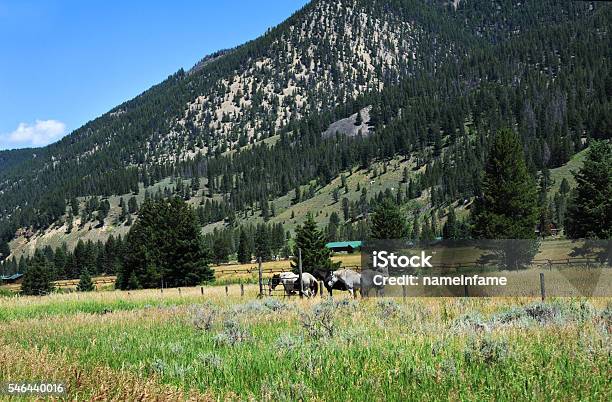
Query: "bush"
377 299 401 318
302 300 337 339
453 312 489 333
213 319 251 346
190 304 217 331
275 333 304 352
493 301 596 327
197 352 223 369
464 336 510 365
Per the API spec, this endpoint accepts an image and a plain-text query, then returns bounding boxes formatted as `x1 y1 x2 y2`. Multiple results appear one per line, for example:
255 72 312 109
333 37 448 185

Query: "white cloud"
4 119 66 147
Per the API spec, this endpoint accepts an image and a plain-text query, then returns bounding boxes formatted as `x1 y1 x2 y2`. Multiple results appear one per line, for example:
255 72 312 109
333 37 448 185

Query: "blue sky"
0 0 309 150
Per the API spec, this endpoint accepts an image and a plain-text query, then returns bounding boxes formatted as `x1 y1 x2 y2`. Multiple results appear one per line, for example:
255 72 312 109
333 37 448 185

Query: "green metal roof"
325 241 363 249
0 273 23 280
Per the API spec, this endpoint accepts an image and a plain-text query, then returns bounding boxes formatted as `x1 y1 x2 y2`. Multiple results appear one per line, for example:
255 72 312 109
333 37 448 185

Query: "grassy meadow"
0 284 610 401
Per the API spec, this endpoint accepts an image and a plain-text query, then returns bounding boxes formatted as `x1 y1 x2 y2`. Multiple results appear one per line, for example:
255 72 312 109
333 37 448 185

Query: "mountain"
1 0 610 262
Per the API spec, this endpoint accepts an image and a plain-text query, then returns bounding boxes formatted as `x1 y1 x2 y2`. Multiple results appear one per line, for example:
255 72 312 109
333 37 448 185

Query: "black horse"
312 268 348 296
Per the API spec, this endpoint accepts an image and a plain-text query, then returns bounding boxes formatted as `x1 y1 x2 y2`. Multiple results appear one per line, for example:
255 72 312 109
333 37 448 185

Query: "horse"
328 269 361 298
293 272 319 297
360 267 388 297
312 268 349 296
269 272 318 298
268 272 298 297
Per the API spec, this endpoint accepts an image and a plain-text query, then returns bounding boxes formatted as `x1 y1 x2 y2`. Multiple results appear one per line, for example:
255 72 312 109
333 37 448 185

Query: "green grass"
549 148 588 195
1 293 610 400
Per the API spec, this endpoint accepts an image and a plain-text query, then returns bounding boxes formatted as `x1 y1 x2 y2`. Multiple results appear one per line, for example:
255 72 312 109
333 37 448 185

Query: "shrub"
190 304 217 331
275 333 304 352
302 300 337 339
263 298 289 312
197 352 223 369
377 299 401 318
453 312 489 333
213 319 251 346
464 336 510 365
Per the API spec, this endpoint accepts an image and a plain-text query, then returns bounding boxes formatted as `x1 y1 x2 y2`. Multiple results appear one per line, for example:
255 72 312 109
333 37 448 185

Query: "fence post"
200 286 204 295
258 258 263 298
225 285 229 297
178 288 181 296
463 284 469 297
402 284 407 301
240 283 244 297
540 272 545 301
298 248 304 298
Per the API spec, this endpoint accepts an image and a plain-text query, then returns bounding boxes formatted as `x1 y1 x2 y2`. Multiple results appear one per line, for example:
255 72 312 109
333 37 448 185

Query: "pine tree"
77 268 94 292
128 197 138 214
118 197 213 289
442 208 459 239
565 141 612 239
254 225 272 262
355 110 363 126
291 213 339 273
472 128 538 239
20 251 54 296
237 230 252 264
342 198 350 221
371 199 407 239
471 128 539 269
559 178 570 195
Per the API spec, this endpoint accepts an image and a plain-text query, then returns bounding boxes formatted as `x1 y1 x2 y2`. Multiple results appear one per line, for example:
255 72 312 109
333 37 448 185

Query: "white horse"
293 272 319 297
328 269 361 298
269 272 298 297
269 272 319 297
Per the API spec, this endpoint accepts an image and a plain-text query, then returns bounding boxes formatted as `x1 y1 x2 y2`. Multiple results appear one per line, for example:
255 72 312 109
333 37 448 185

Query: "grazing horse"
268 272 298 297
360 267 388 297
293 272 319 297
312 268 348 296
269 272 318 297
328 269 361 298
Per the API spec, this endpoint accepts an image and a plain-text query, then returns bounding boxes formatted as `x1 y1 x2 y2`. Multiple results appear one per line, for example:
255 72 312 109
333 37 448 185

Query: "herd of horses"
268 267 389 298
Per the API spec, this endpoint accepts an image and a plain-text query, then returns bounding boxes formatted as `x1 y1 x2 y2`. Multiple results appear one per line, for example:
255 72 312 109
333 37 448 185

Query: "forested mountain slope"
0 0 610 261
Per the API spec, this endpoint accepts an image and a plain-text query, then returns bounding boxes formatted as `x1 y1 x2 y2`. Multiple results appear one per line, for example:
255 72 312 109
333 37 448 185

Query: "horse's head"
327 270 341 288
268 274 281 294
